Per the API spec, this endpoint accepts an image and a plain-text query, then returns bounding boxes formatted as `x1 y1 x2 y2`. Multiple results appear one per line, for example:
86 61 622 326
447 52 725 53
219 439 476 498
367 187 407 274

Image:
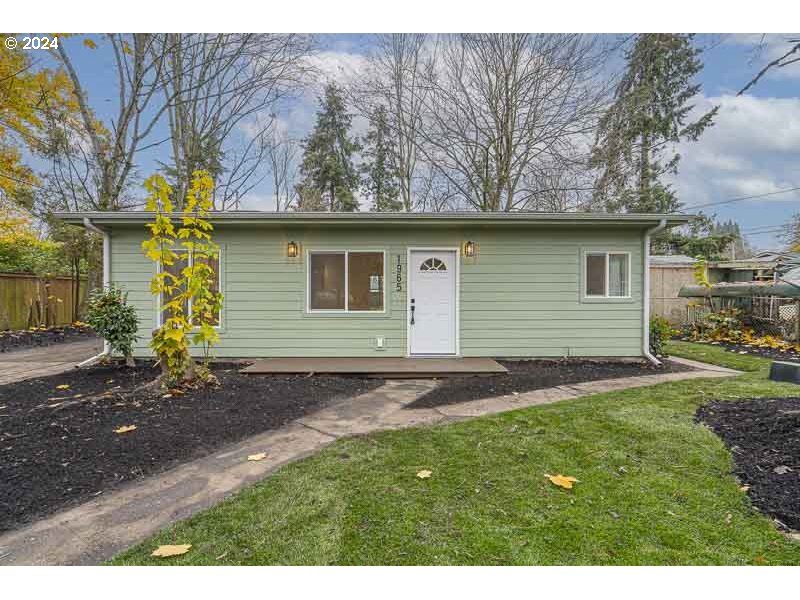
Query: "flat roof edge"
54 211 693 227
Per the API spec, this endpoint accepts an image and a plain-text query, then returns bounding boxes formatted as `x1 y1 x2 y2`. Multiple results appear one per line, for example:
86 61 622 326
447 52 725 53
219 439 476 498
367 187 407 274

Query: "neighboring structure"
649 255 696 325
56 211 689 362
649 250 799 325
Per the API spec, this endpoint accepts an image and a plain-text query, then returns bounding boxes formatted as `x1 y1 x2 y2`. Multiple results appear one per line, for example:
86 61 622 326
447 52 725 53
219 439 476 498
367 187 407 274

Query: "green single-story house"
56 211 689 363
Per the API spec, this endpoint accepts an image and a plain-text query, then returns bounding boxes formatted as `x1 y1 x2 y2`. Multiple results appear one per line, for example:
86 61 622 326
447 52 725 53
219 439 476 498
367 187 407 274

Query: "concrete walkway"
0 357 739 565
0 338 103 385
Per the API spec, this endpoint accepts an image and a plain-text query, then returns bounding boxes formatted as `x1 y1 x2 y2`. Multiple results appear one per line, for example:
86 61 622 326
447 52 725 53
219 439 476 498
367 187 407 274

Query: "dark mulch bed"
0 325 97 353
407 358 695 409
675 337 800 362
0 363 382 532
697 398 800 531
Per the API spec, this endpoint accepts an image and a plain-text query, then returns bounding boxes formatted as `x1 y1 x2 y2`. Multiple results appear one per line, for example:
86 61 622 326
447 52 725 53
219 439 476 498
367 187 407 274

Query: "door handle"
410 298 415 325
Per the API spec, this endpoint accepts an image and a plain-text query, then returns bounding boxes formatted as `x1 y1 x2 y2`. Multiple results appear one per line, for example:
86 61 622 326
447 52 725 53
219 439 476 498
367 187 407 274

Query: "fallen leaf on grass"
725 512 733 524
545 473 579 489
55 384 70 390
416 470 432 479
247 453 267 461
151 544 192 558
215 551 229 560
740 485 750 492
113 425 137 434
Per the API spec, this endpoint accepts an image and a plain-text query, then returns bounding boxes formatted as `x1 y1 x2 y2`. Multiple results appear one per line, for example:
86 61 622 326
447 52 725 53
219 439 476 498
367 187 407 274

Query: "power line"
686 186 800 210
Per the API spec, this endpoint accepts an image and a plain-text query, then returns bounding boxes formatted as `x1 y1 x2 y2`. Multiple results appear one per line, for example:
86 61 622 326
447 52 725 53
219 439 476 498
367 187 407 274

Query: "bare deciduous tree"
154 33 313 209
351 33 430 211
417 33 608 212
265 126 299 211
52 34 170 212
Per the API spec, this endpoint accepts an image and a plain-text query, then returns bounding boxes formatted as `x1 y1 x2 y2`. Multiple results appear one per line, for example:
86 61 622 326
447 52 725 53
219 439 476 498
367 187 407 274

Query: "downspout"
77 217 111 366
643 218 667 366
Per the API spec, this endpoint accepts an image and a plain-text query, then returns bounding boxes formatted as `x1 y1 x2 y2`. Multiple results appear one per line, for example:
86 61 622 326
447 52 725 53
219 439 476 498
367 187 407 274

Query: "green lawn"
111 343 800 565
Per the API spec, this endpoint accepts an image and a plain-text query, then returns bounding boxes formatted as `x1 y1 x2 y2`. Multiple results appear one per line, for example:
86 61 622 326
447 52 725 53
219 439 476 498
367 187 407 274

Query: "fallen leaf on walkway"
773 465 792 475
416 469 432 479
113 425 137 434
151 544 192 557
105 379 114 384
162 394 173 399
72 394 84 399
545 473 579 489
247 452 267 461
55 384 70 390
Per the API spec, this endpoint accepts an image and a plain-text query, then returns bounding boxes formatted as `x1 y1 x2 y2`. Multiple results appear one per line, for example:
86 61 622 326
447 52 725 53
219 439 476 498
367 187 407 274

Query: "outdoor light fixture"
464 240 476 258
287 240 299 258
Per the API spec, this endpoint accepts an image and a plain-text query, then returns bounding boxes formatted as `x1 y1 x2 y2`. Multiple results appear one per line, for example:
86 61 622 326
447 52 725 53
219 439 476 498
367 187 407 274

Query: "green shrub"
649 316 672 357
85 284 139 367
686 308 745 342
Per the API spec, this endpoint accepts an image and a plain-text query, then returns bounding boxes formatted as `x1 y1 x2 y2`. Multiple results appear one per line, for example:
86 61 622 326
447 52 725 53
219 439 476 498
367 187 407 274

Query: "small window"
308 251 384 312
585 252 629 298
420 257 447 271
160 251 222 325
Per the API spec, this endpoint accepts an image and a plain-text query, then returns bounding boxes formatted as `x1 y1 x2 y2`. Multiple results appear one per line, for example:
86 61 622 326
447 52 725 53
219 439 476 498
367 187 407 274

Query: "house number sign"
395 254 403 291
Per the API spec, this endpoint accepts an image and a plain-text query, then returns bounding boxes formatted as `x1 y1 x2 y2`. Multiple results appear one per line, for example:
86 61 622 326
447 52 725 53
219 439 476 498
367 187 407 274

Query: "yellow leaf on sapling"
151 544 192 557
545 473 579 489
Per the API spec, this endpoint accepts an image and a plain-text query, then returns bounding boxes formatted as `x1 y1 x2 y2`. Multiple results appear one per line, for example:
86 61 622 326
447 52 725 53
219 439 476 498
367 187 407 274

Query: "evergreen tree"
295 83 361 211
360 106 402 212
591 34 718 213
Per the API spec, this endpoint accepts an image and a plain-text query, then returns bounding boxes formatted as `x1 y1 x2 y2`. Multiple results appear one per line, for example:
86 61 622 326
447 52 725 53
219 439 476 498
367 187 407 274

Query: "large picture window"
585 251 630 298
159 251 222 325
308 251 385 312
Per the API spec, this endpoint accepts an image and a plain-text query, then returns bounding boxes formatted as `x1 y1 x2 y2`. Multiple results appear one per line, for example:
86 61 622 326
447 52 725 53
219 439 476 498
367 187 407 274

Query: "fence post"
795 299 800 342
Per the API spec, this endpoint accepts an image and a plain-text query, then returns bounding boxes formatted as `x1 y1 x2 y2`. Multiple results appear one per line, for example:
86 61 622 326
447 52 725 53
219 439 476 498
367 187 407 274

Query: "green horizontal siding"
109 224 645 359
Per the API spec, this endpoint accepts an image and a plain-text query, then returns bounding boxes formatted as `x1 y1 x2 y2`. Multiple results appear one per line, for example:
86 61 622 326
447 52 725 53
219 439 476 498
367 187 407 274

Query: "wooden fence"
0 273 88 330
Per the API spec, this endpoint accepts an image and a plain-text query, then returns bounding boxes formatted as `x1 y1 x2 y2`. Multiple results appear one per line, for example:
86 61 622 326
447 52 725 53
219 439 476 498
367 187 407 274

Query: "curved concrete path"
0 357 739 565
0 338 103 385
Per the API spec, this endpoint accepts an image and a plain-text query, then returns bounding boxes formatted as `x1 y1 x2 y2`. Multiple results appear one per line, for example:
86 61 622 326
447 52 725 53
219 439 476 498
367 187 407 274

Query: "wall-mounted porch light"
287 240 299 258
463 240 476 258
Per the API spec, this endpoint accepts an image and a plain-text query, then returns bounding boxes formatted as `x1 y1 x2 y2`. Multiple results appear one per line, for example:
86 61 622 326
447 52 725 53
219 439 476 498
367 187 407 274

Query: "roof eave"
55 211 693 228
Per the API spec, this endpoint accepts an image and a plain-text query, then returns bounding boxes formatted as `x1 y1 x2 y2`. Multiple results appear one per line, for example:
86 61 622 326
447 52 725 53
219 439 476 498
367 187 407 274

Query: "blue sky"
33 33 800 250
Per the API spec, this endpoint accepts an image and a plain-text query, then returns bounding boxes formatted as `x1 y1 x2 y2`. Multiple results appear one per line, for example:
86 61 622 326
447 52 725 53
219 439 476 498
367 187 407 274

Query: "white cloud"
305 50 369 89
673 93 800 211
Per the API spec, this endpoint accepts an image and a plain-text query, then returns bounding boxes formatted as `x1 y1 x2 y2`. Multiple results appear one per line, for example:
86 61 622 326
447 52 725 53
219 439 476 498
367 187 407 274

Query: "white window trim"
156 247 224 329
306 249 387 314
584 251 632 299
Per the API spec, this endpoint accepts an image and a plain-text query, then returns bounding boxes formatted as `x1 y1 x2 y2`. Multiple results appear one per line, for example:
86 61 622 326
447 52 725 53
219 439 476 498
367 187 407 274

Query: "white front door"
409 250 457 355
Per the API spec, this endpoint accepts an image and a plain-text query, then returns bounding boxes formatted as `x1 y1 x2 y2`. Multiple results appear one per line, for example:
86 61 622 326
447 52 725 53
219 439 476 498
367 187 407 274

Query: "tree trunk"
639 131 650 208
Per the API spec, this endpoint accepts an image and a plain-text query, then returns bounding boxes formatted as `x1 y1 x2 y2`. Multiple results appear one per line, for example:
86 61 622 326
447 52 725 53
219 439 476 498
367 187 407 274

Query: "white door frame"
406 247 460 357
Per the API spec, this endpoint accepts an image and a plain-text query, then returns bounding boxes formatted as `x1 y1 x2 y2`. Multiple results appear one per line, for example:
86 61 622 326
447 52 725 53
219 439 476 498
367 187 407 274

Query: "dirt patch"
675 337 800 362
407 358 695 409
0 362 382 532
697 398 800 531
0 325 96 353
